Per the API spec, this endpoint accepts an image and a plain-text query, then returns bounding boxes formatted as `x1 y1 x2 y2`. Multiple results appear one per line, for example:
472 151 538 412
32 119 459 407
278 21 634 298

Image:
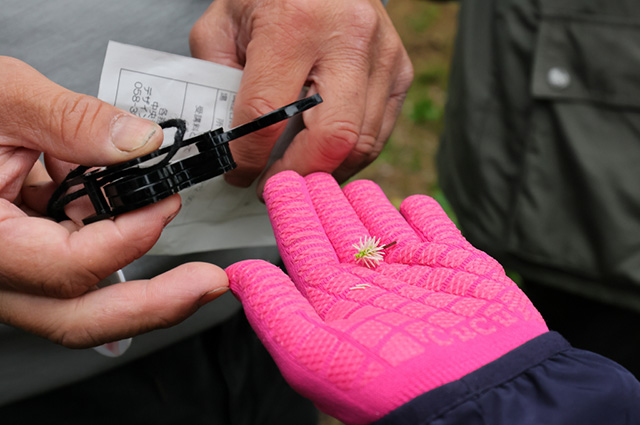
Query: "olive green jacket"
438 0 640 312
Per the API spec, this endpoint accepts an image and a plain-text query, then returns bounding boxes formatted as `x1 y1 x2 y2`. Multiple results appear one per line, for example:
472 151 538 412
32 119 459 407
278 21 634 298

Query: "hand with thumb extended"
226 171 548 424
0 57 228 348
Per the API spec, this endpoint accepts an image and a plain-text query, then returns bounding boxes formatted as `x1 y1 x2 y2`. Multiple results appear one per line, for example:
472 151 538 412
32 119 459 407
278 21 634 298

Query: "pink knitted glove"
226 171 548 425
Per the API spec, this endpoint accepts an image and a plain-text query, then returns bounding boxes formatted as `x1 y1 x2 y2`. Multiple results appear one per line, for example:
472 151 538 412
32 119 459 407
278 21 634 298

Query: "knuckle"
53 325 101 349
189 14 207 41
46 305 97 348
341 1 381 40
189 11 217 49
239 97 287 141
396 51 415 91
52 327 86 348
356 132 382 162
343 133 381 175
43 279 84 299
41 269 97 299
331 121 361 149
376 36 414 91
0 55 24 70
271 0 380 40
242 95 279 118
108 225 156 266
353 2 380 28
317 122 360 163
50 93 106 147
277 0 321 26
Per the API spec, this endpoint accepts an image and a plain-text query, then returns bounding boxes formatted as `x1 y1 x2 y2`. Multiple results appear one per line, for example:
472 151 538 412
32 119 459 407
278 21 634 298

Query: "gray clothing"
0 0 280 406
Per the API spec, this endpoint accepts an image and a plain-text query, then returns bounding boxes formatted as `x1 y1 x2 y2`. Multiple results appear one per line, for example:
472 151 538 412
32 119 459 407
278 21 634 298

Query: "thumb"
0 56 162 166
226 259 323 365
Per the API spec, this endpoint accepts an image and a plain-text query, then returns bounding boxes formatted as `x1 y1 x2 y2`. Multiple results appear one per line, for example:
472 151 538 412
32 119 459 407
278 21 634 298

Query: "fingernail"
198 287 229 307
164 208 180 226
110 114 159 153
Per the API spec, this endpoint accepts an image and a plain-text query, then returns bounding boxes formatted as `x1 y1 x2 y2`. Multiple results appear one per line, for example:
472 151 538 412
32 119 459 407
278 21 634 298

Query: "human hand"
190 0 413 196
226 171 548 424
0 57 228 348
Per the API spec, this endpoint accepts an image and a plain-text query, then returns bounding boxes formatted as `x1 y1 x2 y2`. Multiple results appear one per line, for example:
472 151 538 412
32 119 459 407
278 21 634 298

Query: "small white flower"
353 236 395 268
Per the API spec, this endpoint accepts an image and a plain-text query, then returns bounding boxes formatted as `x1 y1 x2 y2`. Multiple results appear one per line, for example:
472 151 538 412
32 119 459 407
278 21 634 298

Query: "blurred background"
354 0 458 211
320 1 459 424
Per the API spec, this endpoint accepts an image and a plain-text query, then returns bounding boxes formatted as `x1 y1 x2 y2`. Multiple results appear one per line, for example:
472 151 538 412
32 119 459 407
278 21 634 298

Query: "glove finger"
400 194 508 280
227 259 322 348
342 178 423 249
303 172 381 264
400 195 473 247
341 178 448 271
263 171 395 306
226 260 329 392
342 179 505 284
225 260 444 425
263 171 342 288
227 259 375 418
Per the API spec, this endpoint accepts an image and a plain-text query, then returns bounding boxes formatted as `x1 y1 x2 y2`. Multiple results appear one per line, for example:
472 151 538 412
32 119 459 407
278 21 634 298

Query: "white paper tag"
98 41 276 255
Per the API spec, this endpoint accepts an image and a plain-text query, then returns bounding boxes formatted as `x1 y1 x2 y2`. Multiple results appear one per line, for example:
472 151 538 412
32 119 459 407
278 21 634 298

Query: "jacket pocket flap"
532 14 640 109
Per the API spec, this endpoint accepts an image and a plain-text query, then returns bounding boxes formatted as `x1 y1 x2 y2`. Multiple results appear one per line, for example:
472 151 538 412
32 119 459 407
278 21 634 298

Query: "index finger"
0 195 181 298
263 171 341 285
219 6 316 186
0 262 228 348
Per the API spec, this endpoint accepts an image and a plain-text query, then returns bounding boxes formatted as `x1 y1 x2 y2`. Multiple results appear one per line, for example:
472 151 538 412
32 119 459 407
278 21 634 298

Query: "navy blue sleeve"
374 332 640 425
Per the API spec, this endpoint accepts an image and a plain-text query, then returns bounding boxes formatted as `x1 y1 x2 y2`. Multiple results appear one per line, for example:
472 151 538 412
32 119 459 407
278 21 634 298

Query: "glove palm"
227 172 547 424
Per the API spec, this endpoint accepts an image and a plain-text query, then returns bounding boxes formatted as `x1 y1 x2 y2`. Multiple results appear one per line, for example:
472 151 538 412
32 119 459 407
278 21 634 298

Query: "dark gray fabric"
437 0 640 312
2 310 318 425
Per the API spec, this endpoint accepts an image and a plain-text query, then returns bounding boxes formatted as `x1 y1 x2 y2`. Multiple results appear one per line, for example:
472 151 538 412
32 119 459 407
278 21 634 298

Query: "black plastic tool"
47 94 322 224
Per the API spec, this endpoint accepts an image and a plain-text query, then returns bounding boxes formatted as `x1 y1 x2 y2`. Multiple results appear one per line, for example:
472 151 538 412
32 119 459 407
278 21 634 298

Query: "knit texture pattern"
226 171 548 425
